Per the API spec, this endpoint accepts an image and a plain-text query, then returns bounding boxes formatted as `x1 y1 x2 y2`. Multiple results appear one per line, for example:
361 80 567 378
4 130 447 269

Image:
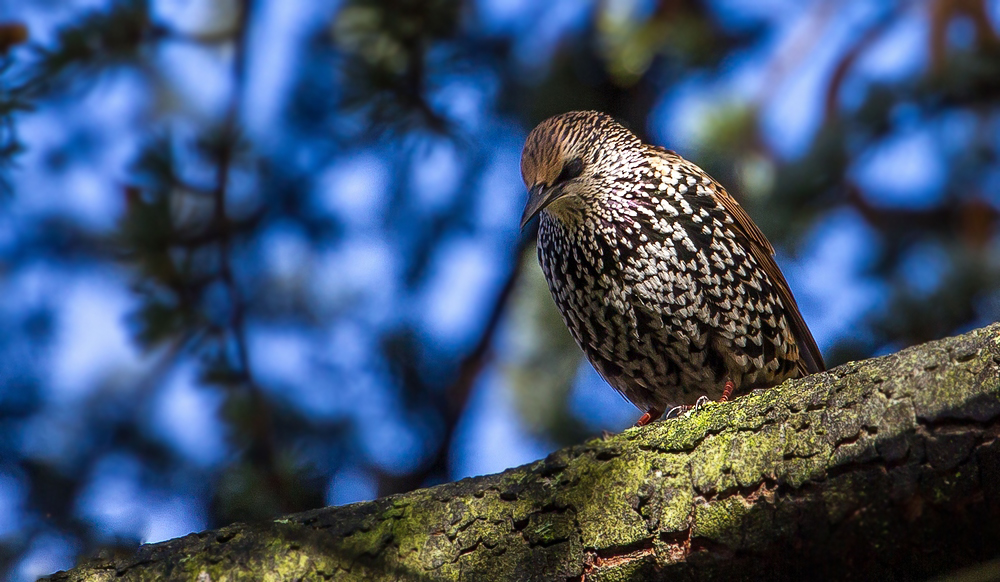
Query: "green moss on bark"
47 324 1000 582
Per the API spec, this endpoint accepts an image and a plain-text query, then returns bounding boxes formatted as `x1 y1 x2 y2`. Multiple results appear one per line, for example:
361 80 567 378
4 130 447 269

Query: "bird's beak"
520 183 558 230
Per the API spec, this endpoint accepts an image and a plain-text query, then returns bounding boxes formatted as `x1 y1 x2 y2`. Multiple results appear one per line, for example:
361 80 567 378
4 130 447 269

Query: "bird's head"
519 111 641 229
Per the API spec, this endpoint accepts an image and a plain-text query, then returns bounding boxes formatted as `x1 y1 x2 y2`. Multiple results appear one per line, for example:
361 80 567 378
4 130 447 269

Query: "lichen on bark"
47 323 1000 581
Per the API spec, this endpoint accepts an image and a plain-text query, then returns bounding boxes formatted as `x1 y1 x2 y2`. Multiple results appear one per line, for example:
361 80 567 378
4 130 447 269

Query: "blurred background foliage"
0 0 998 579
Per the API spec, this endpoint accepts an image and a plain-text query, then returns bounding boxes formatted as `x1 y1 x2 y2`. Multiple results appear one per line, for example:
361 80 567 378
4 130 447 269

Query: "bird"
519 111 825 427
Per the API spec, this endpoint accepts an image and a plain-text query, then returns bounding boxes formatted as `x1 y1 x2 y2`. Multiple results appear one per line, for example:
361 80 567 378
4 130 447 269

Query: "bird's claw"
665 395 712 419
665 404 687 419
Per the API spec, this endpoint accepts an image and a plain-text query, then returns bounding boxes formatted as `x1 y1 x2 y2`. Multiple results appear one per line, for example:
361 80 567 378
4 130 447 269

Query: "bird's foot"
664 404 688 419
638 385 731 425
634 407 664 427
665 395 712 419
719 380 736 402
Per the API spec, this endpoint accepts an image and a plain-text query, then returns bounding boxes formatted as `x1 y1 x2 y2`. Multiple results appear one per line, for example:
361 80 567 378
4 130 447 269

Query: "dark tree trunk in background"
46 324 1000 581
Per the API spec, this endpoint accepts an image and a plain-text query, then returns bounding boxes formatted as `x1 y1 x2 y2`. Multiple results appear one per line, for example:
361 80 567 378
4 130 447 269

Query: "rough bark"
48 323 1000 581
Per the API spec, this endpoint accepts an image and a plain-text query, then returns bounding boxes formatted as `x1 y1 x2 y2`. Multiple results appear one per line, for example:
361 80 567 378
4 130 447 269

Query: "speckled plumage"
520 111 824 425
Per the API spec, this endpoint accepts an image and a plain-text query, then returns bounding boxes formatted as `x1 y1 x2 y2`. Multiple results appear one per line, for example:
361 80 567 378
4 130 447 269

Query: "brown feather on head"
520 111 641 228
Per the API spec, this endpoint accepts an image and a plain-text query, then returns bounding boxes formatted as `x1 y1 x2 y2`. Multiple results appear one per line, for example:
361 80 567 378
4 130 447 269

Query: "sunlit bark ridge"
48 323 1000 581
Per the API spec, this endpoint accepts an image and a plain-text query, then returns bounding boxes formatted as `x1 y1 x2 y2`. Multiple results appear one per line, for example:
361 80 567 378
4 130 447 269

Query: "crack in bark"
577 539 658 581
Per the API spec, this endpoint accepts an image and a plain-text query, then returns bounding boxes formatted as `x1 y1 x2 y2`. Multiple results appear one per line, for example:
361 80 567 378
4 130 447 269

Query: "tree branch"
48 323 1000 581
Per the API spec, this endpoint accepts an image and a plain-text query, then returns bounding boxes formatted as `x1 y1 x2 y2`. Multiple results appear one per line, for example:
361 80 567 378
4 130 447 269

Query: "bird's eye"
555 157 584 185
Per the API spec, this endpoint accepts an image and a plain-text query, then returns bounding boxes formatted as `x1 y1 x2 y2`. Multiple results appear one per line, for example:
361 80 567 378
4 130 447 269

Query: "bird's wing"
650 147 826 374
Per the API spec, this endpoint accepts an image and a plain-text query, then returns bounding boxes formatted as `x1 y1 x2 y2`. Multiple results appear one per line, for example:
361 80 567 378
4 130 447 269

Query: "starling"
520 111 825 426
